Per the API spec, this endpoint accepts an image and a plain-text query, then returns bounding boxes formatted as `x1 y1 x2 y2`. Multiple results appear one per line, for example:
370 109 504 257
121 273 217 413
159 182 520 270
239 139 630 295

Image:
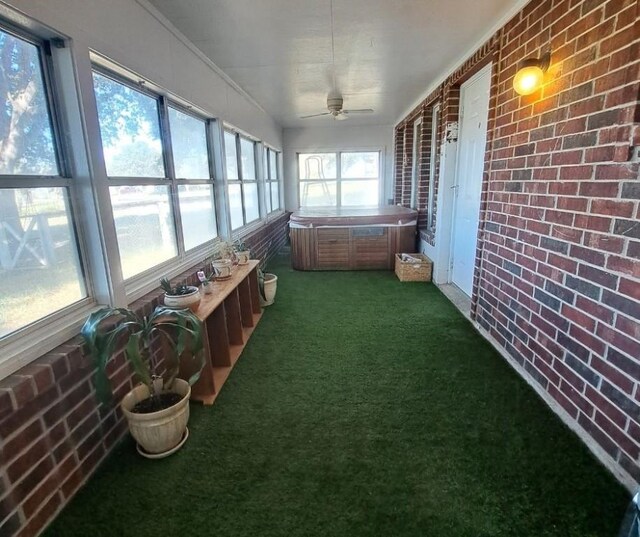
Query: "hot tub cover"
289 206 418 228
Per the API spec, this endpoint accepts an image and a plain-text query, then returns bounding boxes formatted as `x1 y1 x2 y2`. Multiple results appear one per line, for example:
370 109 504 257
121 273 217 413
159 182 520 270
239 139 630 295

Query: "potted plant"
258 266 278 306
233 239 251 265
81 306 205 458
211 242 234 278
160 277 201 312
197 270 214 295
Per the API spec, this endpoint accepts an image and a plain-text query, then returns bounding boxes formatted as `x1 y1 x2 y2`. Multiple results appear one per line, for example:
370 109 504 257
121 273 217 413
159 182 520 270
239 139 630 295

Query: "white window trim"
297 149 384 208
427 103 441 233
91 63 222 295
0 17 104 380
224 128 262 231
263 145 283 214
410 116 423 209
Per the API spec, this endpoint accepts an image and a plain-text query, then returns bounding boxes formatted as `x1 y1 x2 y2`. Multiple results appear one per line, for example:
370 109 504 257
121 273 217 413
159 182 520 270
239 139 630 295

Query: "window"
264 147 281 213
298 151 380 208
410 117 422 209
224 130 260 230
168 107 217 251
0 27 87 340
427 104 440 233
93 71 217 280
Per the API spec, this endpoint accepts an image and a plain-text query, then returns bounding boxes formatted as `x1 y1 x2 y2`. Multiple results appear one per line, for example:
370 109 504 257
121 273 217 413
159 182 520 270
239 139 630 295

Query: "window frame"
0 20 97 379
224 129 261 230
297 149 382 208
410 116 423 210
167 102 219 252
264 146 282 214
0 10 282 380
91 66 221 295
427 103 441 233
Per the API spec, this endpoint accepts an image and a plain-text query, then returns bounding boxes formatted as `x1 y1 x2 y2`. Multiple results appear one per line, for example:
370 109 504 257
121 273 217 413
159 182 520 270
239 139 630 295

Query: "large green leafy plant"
81 306 205 403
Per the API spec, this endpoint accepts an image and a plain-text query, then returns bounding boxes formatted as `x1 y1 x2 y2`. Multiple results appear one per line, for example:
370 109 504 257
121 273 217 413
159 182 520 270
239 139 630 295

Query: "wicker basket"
395 253 433 282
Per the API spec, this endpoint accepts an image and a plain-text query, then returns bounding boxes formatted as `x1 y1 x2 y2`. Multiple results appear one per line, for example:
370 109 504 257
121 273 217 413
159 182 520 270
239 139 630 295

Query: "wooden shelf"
180 260 263 405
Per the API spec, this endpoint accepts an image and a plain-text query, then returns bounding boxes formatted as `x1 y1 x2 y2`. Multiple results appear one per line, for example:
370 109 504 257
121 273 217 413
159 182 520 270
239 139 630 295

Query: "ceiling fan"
300 96 374 121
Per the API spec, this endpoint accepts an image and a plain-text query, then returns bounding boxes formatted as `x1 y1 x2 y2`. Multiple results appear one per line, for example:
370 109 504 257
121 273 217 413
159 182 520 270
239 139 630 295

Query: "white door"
451 64 491 296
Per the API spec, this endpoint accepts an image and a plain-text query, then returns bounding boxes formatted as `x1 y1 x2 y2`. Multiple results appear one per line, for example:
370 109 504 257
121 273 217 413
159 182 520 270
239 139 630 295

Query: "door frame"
447 62 493 295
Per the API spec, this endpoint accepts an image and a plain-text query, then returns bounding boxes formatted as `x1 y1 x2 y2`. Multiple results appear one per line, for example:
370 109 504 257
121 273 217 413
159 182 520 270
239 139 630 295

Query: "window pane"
0 188 85 338
263 148 269 179
178 184 216 250
300 181 337 207
224 131 238 180
228 183 243 230
270 181 280 211
109 185 177 278
341 152 379 178
243 182 259 223
0 30 58 176
265 182 272 213
240 138 255 180
269 150 278 180
299 153 336 179
93 72 164 178
168 108 209 179
341 180 379 206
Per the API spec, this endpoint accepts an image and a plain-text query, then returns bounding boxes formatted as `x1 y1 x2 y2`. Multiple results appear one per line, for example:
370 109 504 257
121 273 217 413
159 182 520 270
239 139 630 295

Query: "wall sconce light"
513 51 550 96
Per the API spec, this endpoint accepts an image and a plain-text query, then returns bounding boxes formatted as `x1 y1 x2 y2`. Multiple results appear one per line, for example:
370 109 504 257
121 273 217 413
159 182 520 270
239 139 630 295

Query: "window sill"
0 298 98 381
124 241 218 304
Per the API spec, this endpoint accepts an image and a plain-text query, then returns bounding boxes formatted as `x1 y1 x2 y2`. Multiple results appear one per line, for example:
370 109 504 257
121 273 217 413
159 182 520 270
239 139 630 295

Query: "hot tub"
289 206 418 270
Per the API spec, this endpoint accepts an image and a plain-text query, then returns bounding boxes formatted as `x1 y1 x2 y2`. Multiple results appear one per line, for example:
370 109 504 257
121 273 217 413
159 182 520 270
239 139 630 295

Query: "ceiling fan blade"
342 109 374 114
300 112 331 119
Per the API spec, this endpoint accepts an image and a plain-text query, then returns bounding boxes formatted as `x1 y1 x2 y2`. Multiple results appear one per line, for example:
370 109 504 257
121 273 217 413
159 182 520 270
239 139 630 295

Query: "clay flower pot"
121 378 191 458
163 286 200 312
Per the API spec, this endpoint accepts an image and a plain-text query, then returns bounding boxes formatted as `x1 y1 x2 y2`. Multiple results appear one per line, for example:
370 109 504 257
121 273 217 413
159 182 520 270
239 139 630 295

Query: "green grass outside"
44 256 629 536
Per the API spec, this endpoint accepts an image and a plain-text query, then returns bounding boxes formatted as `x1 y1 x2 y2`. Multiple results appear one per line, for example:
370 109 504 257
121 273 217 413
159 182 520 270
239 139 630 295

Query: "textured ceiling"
148 0 522 128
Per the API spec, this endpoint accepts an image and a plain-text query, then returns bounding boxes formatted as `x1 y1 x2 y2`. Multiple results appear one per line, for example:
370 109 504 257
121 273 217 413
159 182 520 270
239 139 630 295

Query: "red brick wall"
396 0 640 486
0 213 289 537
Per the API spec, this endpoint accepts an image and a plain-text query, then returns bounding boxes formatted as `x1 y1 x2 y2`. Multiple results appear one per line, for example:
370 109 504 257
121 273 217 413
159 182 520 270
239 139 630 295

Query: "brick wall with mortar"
395 0 640 487
395 86 444 244
0 213 290 537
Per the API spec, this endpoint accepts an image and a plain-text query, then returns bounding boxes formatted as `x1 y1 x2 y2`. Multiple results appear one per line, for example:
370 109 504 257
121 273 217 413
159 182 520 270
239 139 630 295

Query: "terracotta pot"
121 378 190 455
164 286 200 312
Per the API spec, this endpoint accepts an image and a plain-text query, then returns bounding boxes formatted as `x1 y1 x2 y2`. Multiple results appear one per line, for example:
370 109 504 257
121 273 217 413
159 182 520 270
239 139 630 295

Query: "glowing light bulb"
513 65 545 96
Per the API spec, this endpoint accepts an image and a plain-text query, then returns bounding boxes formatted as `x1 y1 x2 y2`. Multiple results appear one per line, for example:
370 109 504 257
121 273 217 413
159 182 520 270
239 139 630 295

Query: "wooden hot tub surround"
289 206 418 270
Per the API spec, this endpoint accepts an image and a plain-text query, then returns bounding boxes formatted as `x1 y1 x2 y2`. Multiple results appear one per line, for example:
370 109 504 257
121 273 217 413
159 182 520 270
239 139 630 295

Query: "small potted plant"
197 270 214 295
233 239 251 265
160 277 201 312
81 306 205 458
258 265 278 306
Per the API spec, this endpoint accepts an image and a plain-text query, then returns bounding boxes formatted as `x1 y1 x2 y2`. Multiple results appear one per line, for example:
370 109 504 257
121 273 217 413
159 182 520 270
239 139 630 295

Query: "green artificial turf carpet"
44 256 629 537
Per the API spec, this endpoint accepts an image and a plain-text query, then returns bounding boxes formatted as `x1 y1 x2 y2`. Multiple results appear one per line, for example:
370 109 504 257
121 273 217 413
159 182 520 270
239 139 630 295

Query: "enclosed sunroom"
0 0 639 536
